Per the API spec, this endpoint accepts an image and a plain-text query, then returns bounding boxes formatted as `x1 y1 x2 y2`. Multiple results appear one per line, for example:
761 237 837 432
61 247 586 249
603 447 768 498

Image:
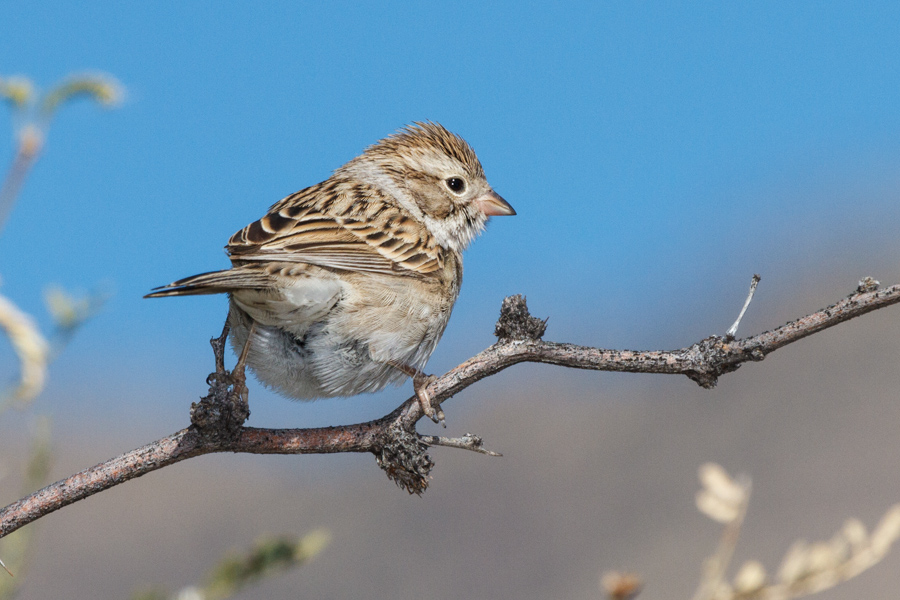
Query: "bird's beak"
474 190 516 216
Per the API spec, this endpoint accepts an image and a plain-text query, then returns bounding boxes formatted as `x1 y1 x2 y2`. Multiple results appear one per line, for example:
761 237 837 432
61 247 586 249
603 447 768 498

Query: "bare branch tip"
725 274 761 339
422 433 502 456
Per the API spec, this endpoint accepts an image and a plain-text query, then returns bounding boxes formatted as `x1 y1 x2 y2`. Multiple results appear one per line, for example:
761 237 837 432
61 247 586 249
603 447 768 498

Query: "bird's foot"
413 372 444 427
192 320 251 440
385 360 445 426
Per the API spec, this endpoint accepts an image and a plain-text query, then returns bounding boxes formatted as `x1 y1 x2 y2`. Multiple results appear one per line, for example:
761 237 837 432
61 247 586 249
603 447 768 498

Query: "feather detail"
144 265 277 297
227 181 443 276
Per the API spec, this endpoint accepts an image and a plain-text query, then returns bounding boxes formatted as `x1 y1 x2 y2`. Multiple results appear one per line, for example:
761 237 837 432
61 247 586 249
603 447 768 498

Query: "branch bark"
1 278 898 538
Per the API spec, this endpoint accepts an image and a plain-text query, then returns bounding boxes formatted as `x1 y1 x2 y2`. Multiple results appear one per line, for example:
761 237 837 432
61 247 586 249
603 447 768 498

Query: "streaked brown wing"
227 180 442 276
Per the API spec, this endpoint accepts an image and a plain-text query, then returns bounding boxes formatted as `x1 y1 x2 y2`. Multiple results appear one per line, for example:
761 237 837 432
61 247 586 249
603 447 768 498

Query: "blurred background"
2 2 900 598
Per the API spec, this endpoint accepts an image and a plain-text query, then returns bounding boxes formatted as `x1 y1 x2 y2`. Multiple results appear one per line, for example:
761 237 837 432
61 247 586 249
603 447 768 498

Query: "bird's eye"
445 177 466 194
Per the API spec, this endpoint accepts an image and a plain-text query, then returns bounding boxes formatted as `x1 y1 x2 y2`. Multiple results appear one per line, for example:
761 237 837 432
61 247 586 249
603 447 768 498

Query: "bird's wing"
227 181 443 276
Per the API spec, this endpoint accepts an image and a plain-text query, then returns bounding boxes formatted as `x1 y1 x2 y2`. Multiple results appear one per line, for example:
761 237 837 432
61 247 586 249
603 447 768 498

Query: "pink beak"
474 190 516 216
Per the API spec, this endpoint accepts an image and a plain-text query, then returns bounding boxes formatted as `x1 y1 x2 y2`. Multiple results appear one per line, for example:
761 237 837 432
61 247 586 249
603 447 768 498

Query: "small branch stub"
726 274 761 339
494 294 547 341
857 276 880 293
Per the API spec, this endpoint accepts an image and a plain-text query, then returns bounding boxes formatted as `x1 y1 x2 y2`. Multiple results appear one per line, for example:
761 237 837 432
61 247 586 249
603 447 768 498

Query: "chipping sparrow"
147 122 515 421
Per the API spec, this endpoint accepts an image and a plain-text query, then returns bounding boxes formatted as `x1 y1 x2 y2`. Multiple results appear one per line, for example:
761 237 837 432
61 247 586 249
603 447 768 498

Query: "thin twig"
2 280 900 537
726 274 761 339
420 434 502 456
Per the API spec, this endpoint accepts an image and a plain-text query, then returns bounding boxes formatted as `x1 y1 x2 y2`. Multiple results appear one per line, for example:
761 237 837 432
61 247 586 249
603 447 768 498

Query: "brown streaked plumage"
146 122 514 420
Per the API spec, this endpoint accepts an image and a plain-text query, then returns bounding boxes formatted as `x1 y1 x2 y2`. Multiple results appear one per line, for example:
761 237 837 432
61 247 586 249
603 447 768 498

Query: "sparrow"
146 122 515 421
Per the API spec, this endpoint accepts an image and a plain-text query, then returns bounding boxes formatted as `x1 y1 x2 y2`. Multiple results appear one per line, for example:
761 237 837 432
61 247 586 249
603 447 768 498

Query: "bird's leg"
216 319 254 436
230 320 255 412
387 360 445 426
212 320 230 374
193 317 252 439
234 320 255 381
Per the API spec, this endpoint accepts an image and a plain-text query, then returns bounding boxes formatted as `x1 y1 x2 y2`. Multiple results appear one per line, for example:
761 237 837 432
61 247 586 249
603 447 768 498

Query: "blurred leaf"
43 284 110 360
132 530 331 600
203 530 330 600
0 292 49 408
41 74 122 116
0 76 33 109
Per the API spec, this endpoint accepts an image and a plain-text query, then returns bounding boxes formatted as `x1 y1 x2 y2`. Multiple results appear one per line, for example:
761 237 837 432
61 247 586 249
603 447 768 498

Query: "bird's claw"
413 373 444 427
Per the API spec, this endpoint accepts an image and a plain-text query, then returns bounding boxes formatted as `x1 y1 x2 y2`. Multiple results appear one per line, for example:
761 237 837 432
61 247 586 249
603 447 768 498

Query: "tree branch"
2 277 899 538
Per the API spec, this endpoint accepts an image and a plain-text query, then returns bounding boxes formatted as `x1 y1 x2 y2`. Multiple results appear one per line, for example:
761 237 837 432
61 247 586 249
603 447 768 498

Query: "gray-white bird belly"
228 270 454 400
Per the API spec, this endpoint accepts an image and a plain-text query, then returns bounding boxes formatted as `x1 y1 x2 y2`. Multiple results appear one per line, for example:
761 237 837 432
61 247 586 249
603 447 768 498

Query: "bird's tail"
144 266 271 298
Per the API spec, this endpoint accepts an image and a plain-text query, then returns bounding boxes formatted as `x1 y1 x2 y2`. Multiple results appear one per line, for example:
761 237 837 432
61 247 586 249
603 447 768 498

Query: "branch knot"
857 276 881 294
375 427 434 495
189 330 250 442
495 294 547 342
190 371 250 442
684 336 744 389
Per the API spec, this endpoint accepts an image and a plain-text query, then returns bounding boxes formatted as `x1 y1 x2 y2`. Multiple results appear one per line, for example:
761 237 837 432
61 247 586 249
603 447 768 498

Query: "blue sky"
2 2 900 426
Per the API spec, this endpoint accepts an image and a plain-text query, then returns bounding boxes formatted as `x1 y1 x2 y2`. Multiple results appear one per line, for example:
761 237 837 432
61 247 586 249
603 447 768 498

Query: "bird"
146 122 515 422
